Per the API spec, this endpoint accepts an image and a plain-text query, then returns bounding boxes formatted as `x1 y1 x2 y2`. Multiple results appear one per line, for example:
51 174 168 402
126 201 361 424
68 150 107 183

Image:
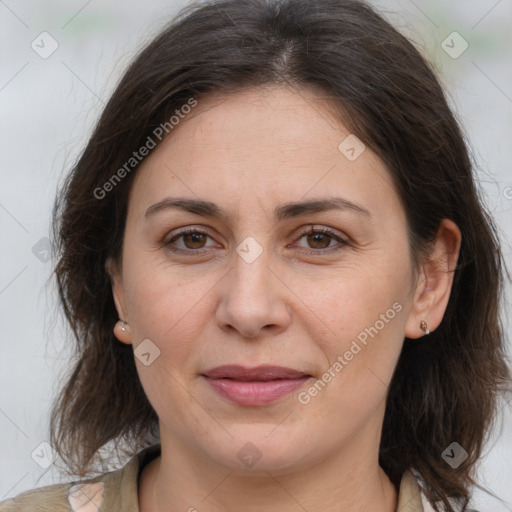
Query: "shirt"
0 444 435 511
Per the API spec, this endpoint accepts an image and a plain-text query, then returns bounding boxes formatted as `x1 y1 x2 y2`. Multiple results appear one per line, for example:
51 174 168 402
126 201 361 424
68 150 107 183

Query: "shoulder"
0 481 73 512
0 478 108 512
0 444 161 512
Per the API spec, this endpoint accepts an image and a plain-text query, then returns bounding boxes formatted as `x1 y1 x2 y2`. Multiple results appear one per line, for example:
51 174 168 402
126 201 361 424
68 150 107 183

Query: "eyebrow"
144 196 372 222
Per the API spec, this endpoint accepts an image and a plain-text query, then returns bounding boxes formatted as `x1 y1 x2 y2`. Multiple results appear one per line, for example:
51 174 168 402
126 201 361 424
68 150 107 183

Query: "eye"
292 226 348 255
165 228 216 254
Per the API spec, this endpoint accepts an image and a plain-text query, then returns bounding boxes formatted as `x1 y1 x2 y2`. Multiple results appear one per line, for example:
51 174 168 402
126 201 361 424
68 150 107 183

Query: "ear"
405 219 462 339
105 256 132 345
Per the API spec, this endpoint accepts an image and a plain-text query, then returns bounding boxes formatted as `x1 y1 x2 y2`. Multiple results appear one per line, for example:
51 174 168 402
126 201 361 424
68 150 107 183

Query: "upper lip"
202 365 310 381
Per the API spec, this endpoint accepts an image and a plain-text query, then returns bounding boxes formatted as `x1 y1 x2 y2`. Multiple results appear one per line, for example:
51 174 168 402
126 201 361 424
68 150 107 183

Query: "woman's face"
110 85 428 473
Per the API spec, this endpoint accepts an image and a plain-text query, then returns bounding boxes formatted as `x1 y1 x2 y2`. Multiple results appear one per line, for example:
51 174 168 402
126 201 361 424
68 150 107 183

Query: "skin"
107 84 461 512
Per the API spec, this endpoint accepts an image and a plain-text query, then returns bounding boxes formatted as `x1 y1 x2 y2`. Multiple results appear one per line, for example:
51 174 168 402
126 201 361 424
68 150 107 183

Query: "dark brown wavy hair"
49 0 510 510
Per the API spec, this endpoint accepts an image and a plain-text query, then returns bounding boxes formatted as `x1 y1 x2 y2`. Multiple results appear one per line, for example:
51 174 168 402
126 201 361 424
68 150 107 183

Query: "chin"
201 424 317 474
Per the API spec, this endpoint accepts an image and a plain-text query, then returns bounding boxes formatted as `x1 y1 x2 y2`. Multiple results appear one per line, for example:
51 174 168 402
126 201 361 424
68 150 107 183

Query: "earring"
420 320 430 335
119 320 128 332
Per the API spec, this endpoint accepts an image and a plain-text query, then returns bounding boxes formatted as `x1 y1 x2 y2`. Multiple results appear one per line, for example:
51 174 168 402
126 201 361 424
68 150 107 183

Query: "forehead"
128 85 401 224
172 85 346 154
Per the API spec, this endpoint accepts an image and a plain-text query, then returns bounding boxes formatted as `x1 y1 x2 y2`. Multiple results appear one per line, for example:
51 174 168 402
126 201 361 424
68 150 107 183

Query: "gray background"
1 0 511 509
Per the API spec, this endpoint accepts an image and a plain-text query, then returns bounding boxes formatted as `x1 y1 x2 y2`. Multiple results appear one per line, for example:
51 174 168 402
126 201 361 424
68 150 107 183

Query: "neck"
139 433 398 512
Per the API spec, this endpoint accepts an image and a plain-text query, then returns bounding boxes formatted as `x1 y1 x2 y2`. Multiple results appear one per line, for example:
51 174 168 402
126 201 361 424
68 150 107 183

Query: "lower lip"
204 376 311 406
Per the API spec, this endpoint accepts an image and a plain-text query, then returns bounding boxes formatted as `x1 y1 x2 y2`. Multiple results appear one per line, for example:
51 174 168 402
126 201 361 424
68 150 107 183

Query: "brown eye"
182 232 208 249
165 228 215 254
305 232 332 249
294 226 348 255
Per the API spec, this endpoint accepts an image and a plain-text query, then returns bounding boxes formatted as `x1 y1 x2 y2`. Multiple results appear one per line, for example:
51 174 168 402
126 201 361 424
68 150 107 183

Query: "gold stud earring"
420 320 430 335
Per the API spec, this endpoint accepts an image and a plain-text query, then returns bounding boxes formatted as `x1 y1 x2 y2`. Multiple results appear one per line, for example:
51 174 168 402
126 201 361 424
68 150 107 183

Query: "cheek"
291 256 407 344
120 258 213 423
295 258 409 401
121 252 215 364
298 284 405 435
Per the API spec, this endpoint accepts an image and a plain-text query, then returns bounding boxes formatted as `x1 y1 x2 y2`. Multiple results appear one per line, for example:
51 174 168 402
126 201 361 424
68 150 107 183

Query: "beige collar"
397 470 430 511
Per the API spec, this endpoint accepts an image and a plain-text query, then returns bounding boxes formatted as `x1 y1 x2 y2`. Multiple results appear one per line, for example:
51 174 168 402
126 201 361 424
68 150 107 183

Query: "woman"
1 0 509 511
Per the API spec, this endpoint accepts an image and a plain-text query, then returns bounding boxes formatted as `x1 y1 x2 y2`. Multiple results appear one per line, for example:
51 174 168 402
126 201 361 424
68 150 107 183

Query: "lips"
202 364 309 381
201 365 312 406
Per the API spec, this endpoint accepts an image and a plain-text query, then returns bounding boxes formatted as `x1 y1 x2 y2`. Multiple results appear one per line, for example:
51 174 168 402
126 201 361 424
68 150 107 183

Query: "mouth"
201 365 312 406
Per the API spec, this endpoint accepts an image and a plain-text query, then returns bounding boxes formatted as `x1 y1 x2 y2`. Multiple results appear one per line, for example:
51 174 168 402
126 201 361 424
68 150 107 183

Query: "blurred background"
1 0 511 509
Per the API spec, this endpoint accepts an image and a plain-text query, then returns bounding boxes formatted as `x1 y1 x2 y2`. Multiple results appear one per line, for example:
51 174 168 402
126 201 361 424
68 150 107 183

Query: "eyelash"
164 226 348 256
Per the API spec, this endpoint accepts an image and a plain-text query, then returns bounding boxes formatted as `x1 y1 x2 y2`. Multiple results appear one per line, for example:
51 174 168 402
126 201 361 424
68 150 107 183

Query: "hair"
49 0 510 510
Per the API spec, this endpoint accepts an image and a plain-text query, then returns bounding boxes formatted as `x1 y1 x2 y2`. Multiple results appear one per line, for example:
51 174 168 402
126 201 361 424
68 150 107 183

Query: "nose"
215 250 291 339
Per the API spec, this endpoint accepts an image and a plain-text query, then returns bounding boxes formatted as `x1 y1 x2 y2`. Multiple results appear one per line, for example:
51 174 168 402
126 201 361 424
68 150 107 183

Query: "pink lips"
202 365 311 406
